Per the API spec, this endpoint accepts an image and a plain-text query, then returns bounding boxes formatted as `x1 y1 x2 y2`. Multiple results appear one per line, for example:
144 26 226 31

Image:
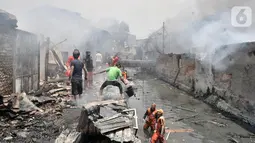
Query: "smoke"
13 5 117 61
16 5 94 52
161 0 255 70
16 5 133 58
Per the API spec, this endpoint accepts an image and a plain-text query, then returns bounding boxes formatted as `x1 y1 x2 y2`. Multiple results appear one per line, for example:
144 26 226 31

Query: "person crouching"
94 62 127 100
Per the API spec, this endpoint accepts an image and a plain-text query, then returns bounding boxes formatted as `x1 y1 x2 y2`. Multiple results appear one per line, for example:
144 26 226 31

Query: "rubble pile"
78 100 141 143
0 82 74 142
55 100 141 143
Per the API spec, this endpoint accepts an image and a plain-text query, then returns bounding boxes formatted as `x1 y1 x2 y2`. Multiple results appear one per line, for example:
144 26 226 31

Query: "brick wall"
0 10 39 95
156 53 195 91
0 27 16 95
212 44 255 115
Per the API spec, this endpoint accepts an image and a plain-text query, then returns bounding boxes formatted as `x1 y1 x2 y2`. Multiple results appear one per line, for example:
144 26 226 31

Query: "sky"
0 0 187 39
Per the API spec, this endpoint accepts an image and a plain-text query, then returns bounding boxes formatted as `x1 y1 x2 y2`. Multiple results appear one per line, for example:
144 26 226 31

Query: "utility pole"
162 22 165 54
45 37 50 82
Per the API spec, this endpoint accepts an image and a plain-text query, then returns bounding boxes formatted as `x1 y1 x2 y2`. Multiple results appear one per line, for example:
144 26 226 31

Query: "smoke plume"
163 0 255 70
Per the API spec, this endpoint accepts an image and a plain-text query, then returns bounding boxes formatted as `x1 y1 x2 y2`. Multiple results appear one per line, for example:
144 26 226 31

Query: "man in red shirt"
111 54 119 66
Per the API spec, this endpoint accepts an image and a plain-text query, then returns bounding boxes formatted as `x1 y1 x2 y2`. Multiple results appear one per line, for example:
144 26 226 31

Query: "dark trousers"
100 80 123 94
71 79 83 95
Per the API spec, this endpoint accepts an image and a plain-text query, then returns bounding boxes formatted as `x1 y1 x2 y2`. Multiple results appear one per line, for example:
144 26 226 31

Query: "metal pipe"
165 127 170 140
121 108 138 130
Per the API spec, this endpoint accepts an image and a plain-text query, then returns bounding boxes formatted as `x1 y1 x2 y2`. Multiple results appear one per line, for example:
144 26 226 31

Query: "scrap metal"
76 100 141 143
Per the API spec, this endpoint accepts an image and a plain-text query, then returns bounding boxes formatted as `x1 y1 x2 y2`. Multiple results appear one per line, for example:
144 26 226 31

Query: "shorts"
71 79 83 95
87 72 93 81
100 80 123 94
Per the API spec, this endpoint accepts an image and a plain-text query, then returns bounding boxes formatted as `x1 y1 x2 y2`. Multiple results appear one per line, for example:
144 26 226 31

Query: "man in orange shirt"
151 109 166 143
143 103 157 132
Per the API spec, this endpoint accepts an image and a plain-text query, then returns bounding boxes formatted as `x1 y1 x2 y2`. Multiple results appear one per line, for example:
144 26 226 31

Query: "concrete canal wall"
154 42 255 131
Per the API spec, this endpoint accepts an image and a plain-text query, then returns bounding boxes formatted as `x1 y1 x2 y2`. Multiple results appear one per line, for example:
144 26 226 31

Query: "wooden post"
45 37 50 82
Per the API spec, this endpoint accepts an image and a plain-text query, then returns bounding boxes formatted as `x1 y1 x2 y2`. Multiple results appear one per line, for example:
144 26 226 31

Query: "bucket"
125 86 135 97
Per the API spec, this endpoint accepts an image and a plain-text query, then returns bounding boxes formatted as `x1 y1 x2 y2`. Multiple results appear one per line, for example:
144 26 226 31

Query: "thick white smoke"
16 5 128 56
163 0 255 70
18 5 93 49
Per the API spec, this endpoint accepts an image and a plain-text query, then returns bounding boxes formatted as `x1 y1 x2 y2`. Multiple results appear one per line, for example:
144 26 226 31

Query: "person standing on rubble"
143 103 157 132
94 62 127 99
69 49 88 101
84 51 94 88
65 54 80 77
150 109 166 143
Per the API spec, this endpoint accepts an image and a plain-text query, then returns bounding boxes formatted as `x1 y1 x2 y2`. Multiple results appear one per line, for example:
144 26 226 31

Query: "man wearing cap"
151 109 166 143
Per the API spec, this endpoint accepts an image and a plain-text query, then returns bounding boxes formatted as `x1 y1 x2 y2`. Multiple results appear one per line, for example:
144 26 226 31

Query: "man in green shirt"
94 62 126 99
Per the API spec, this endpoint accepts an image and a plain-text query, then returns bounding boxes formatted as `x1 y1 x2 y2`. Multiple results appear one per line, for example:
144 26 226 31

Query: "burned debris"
0 81 75 142
72 100 141 143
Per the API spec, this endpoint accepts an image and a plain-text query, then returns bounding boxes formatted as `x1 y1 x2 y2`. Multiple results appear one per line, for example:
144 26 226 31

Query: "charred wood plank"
48 88 67 95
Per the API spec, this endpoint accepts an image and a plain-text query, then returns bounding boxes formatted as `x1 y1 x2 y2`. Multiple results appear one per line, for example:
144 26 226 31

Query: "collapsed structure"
55 100 141 143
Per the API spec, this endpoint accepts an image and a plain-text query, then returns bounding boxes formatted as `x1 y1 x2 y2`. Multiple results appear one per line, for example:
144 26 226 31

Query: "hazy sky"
0 0 187 39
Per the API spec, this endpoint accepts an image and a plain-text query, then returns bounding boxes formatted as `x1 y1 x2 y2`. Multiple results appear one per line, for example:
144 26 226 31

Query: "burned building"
0 10 39 95
155 41 255 131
